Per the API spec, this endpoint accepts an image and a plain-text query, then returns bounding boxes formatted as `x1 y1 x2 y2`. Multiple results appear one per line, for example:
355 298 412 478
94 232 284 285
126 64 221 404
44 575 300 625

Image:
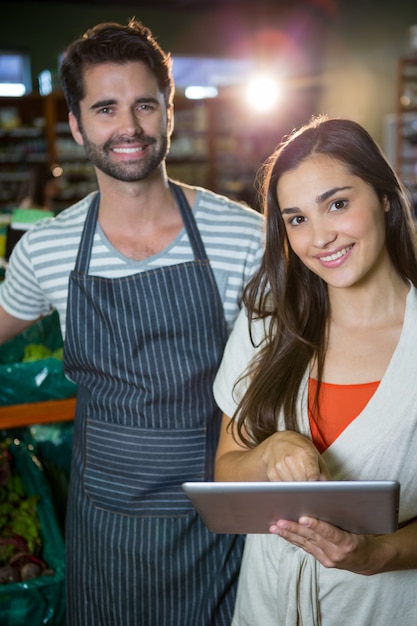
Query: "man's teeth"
321 246 351 262
113 146 143 153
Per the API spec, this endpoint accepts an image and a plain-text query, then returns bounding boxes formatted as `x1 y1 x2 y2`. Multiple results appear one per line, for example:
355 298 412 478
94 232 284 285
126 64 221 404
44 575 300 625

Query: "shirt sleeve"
0 231 53 320
213 306 266 418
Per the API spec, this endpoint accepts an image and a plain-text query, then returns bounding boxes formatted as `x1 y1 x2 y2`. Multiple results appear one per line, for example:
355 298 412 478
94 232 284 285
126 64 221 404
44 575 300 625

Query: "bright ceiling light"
185 86 218 100
245 74 281 113
0 82 26 97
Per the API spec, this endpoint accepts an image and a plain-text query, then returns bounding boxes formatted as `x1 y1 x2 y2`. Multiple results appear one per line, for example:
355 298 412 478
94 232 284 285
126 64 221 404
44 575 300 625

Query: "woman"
213 115 417 625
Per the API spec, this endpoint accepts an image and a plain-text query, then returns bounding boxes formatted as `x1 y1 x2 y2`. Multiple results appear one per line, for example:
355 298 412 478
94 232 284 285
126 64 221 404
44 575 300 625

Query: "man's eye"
137 103 155 113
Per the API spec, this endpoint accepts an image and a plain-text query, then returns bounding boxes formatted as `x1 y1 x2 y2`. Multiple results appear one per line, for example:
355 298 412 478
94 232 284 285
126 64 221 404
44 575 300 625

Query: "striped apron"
63 183 243 625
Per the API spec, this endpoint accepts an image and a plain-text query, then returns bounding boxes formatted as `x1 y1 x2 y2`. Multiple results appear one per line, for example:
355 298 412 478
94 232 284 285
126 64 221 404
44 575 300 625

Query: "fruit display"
0 440 54 584
22 343 63 362
0 310 77 406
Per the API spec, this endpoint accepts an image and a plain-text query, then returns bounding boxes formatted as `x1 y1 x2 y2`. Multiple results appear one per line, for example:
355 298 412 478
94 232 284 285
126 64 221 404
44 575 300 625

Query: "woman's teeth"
321 246 352 262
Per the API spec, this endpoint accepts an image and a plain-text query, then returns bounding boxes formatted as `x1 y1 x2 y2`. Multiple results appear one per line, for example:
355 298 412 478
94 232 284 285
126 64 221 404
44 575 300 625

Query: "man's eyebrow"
90 96 160 111
316 186 352 204
90 99 117 110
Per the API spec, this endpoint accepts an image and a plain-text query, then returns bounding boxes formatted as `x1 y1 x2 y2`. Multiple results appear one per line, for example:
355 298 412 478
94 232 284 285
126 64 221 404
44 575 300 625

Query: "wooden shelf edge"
0 397 76 429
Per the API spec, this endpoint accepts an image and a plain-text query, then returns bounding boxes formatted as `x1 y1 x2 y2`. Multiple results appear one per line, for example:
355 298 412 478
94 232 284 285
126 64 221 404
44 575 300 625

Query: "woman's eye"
289 215 306 226
330 199 347 211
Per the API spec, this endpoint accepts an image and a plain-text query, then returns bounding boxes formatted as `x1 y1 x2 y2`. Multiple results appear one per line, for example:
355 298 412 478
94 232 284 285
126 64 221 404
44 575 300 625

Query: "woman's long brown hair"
235 115 417 447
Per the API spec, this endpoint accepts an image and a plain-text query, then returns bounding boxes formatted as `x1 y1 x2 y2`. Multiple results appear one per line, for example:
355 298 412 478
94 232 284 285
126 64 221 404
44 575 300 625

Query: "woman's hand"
269 516 390 575
215 414 330 483
258 430 330 482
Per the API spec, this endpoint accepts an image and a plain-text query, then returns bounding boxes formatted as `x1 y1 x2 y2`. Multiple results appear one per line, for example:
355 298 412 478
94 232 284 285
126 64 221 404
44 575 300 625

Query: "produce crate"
0 439 65 626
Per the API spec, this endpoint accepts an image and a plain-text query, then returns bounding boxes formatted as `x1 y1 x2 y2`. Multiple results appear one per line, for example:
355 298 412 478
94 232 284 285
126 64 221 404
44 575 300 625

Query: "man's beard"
80 130 169 182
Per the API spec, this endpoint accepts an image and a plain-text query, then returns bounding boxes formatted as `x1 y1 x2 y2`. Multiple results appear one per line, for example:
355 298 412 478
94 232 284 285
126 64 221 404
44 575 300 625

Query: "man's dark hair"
60 18 174 123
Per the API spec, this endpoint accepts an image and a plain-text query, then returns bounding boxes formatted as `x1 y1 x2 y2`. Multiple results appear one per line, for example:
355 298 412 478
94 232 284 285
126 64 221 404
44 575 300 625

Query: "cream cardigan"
213 286 417 626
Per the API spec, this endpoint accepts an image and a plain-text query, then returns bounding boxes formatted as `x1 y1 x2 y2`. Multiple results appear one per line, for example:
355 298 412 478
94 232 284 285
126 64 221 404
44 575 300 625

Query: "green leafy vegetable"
0 440 53 584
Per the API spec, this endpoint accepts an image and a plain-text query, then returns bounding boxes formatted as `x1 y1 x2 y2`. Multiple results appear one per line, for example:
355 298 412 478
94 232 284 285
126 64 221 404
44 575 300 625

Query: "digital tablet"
182 480 400 535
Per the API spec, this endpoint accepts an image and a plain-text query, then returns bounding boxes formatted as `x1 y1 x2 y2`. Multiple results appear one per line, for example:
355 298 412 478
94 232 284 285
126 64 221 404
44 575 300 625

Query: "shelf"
0 128 44 138
0 154 48 163
0 92 97 211
396 56 417 209
0 397 76 429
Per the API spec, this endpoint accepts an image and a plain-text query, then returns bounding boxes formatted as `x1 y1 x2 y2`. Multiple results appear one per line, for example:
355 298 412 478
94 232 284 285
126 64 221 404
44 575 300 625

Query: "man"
0 19 264 626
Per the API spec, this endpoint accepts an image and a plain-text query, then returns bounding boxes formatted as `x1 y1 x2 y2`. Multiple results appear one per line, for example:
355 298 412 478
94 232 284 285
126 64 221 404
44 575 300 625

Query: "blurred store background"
0 5 416 622
0 0 416 220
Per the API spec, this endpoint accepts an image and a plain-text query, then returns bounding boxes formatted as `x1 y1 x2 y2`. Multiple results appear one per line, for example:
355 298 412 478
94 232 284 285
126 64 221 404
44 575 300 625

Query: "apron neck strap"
74 182 207 273
74 192 99 273
168 181 207 261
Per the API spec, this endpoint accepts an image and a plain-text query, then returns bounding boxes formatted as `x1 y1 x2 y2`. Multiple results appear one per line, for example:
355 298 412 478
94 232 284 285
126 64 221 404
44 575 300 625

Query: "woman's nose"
311 219 337 249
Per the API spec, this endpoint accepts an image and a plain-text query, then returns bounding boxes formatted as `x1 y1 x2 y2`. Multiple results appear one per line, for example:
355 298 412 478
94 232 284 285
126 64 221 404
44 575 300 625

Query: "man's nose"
119 108 143 135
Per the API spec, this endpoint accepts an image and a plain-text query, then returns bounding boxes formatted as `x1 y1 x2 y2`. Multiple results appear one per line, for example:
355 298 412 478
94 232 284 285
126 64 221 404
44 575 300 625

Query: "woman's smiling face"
277 154 390 290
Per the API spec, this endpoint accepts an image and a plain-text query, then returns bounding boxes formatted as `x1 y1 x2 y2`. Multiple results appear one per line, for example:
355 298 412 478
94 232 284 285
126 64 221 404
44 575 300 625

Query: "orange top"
308 378 380 453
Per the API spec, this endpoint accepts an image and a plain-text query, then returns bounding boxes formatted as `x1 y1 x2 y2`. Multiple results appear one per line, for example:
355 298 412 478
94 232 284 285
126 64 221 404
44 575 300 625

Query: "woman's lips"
316 244 354 267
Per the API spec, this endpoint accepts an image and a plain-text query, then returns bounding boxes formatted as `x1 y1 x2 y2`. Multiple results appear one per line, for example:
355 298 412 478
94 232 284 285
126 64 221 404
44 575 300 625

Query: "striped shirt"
0 187 264 338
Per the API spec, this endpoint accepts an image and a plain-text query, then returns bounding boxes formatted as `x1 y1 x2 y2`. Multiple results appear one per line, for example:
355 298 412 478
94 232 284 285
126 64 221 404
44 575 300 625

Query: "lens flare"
245 74 281 113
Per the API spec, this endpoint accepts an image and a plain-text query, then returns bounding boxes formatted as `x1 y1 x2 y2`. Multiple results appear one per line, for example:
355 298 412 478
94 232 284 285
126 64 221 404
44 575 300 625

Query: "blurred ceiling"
11 0 343 21
19 0 309 9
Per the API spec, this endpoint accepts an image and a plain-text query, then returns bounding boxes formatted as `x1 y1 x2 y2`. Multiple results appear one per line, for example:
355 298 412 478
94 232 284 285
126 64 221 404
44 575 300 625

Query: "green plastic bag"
25 423 74 537
0 439 66 626
27 423 73 474
0 311 77 406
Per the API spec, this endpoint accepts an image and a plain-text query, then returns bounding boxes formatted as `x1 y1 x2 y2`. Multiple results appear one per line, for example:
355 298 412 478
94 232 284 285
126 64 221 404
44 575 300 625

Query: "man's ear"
167 104 174 137
68 111 84 146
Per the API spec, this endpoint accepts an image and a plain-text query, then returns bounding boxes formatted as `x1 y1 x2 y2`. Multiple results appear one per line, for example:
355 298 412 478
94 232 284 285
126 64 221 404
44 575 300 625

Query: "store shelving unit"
396 54 417 211
205 93 284 207
167 97 212 189
168 90 293 208
43 92 97 210
0 92 97 213
0 94 49 210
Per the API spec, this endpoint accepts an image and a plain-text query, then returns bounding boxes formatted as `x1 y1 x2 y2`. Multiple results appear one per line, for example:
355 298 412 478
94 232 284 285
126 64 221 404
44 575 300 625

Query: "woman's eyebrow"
316 186 352 204
281 207 299 215
280 186 353 214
